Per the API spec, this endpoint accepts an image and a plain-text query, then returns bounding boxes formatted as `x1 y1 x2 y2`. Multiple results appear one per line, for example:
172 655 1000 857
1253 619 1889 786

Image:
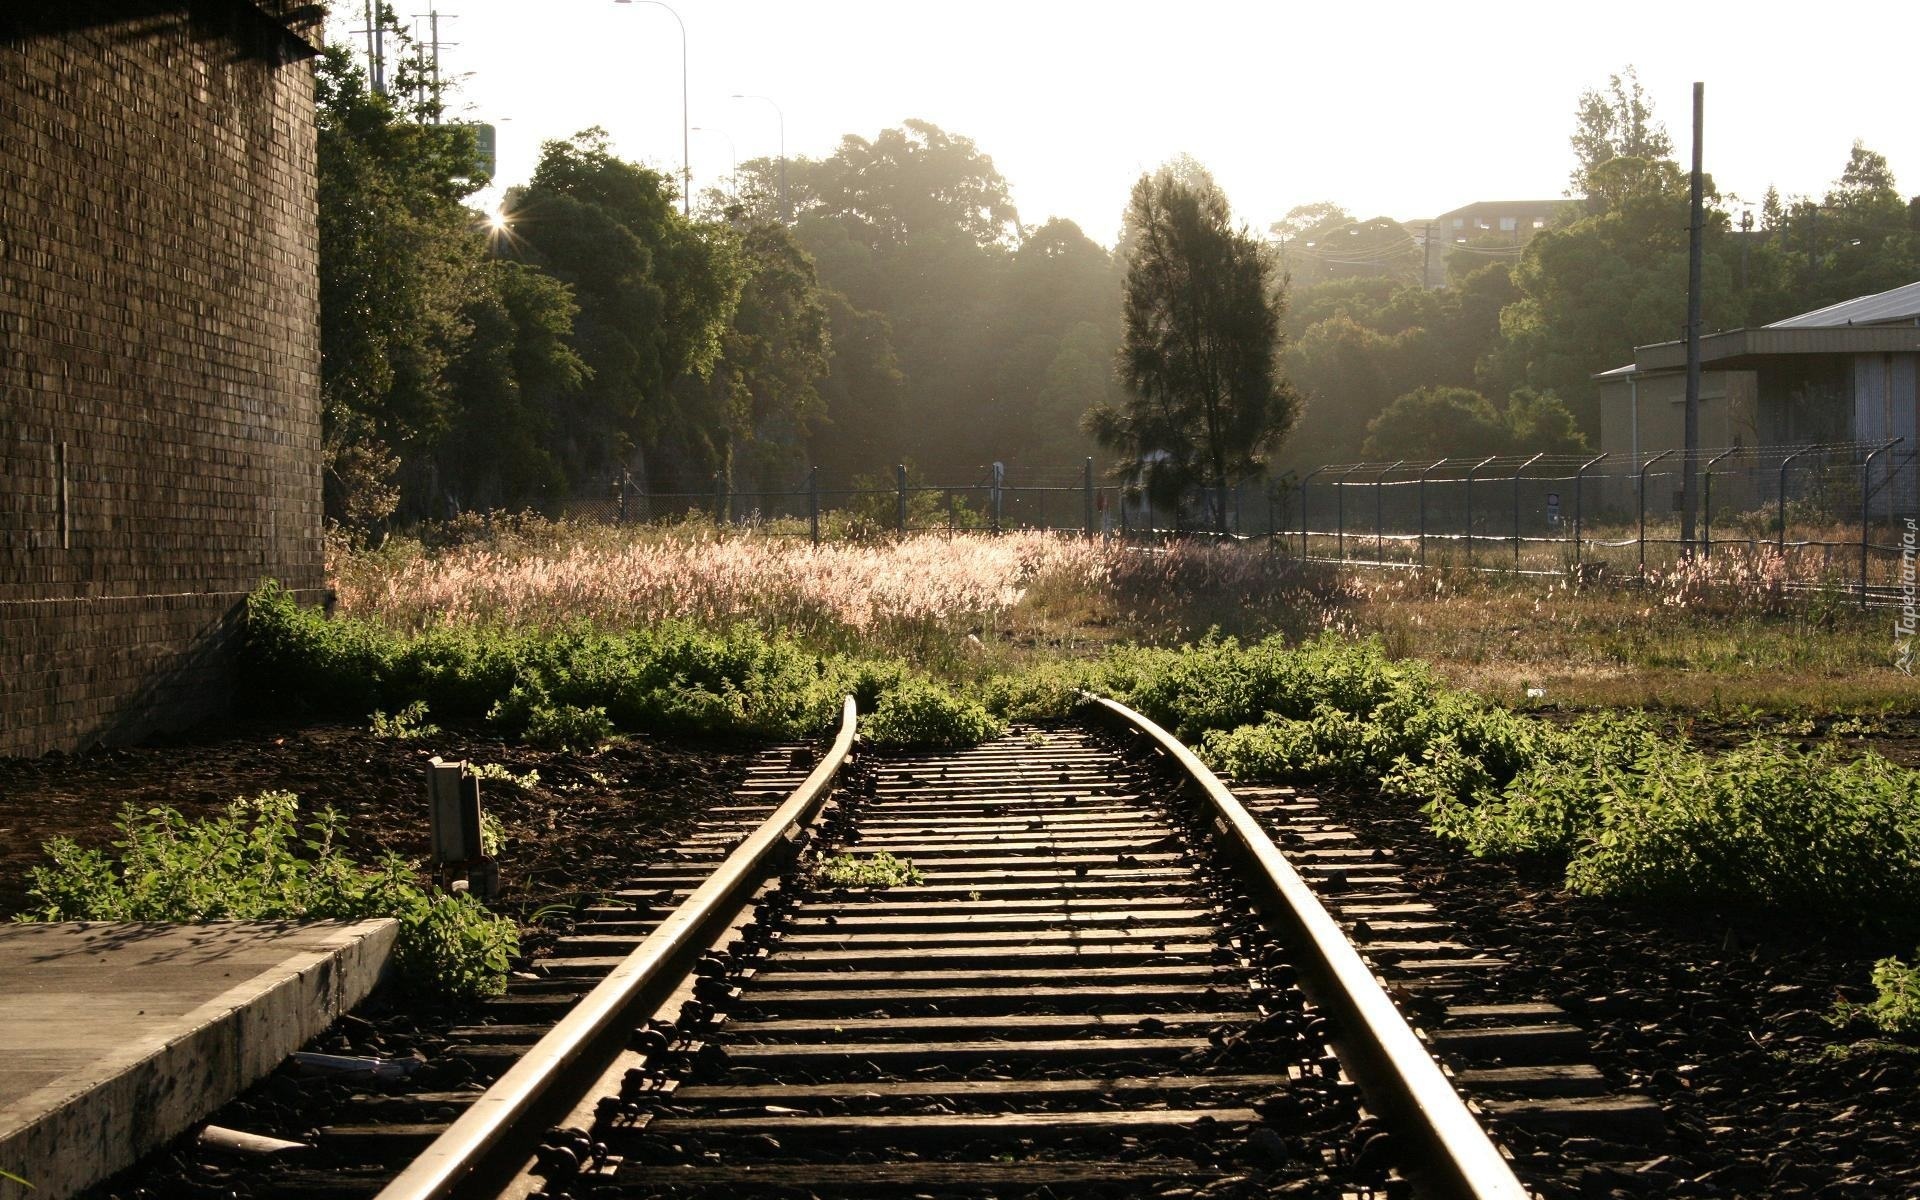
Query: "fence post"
1700 447 1737 560
896 463 908 534
1639 449 1675 574
1299 466 1329 558
1777 447 1811 561
1465 456 1496 569
808 466 820 545
1334 464 1362 563
991 461 1004 535
1372 460 1403 562
713 474 725 525
1864 438 1904 605
617 473 628 524
1083 457 1095 540
1417 459 1446 568
1573 453 1605 574
1512 452 1543 569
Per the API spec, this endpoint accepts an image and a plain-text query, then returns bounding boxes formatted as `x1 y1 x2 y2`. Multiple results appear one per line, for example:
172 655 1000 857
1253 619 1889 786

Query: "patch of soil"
0 718 758 919
1678 710 1920 768
1317 787 1920 1199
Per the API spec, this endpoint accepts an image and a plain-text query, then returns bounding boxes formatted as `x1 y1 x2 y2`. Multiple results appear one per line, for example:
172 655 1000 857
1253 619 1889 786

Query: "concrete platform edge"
0 920 399 1200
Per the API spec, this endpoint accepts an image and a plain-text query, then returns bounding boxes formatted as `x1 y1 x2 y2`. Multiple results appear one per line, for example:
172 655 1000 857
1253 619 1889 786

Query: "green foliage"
1567 66 1673 208
248 582 847 741
1361 386 1587 460
246 583 1010 752
1052 628 1920 927
1837 956 1920 1035
817 851 926 889
20 794 517 1002
1092 161 1298 531
473 762 542 790
1559 742 1920 915
487 686 615 750
863 678 1004 748
316 39 589 527
506 128 745 488
368 700 440 739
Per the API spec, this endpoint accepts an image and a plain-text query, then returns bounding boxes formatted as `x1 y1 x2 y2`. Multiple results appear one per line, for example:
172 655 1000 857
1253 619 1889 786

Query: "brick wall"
0 2 324 756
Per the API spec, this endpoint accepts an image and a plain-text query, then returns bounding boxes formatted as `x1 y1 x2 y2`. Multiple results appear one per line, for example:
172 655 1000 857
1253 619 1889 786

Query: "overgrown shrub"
1041 627 1920 926
20 793 518 1002
1843 955 1920 1034
863 678 1004 748
1560 741 1920 914
247 582 849 741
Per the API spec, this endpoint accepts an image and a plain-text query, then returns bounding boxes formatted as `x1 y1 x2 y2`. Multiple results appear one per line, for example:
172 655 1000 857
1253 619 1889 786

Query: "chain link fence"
1292 440 1911 598
540 440 1910 600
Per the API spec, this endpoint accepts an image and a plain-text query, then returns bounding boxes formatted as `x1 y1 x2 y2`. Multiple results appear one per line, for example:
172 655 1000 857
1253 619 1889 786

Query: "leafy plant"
473 762 541 790
478 811 506 858
19 793 518 1002
1839 955 1920 1035
368 699 440 739
862 678 1003 748
817 851 926 888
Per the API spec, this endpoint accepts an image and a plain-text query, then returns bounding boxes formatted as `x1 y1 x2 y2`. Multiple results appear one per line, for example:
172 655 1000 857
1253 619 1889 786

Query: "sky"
333 0 1920 248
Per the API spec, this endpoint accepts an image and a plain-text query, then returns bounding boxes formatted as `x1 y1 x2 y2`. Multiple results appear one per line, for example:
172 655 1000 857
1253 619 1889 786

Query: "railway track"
248 696 1598 1200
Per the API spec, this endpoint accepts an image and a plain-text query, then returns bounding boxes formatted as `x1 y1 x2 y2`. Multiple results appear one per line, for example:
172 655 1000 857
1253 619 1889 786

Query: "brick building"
1 1 326 756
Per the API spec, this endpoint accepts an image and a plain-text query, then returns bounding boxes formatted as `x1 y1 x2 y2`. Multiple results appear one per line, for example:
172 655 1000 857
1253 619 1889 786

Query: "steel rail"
1083 694 1529 1200
375 695 859 1200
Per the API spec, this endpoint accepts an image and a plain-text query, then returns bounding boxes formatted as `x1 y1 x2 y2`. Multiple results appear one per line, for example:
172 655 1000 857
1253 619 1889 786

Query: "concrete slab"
0 920 398 1200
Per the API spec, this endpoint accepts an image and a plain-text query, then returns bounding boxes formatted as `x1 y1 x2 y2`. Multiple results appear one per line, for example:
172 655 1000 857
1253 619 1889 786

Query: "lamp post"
731 92 787 223
613 0 689 217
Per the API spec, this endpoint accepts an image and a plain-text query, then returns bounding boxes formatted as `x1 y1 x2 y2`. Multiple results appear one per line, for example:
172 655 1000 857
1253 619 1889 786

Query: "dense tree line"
319 40 1920 529
1278 68 1920 467
319 37 1118 528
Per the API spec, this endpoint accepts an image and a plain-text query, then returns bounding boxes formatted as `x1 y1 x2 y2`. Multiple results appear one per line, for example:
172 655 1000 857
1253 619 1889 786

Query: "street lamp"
613 0 689 217
731 92 787 223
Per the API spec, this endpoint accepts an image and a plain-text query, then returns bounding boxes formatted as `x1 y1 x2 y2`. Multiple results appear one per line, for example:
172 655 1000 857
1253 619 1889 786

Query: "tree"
436 260 588 510
1361 386 1586 460
1568 66 1672 208
1745 141 1918 321
315 42 480 526
698 219 832 492
1270 202 1420 287
809 290 906 483
504 129 744 490
1500 186 1742 434
1087 164 1298 531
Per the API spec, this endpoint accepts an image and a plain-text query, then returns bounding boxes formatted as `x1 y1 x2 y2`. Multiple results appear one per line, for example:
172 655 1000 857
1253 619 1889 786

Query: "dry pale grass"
330 522 1915 714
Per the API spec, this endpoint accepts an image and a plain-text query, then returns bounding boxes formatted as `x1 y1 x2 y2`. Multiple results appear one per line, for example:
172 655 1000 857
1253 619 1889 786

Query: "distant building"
1593 279 1920 512
1407 199 1575 287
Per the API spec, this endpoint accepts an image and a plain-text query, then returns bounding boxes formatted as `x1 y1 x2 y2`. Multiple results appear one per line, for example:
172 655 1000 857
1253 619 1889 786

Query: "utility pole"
1681 81 1704 555
363 0 377 91
412 6 457 121
1739 209 1753 289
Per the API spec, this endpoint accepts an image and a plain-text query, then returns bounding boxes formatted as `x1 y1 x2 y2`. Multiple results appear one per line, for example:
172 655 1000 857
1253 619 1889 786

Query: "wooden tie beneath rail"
592 729 1336 1198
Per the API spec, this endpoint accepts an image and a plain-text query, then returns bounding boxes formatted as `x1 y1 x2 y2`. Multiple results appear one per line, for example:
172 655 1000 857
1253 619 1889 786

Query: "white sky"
339 0 1920 248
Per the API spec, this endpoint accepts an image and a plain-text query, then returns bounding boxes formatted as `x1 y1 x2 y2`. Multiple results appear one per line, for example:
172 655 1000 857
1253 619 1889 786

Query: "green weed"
817 851 926 888
1833 955 1920 1035
19 793 518 1002
473 762 541 790
368 700 440 739
862 679 1003 748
